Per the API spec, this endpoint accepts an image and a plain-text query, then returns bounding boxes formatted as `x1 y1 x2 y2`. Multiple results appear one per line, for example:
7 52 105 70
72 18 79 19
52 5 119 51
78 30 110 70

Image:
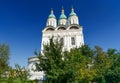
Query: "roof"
48 14 56 18
59 14 67 19
69 7 77 16
69 11 77 16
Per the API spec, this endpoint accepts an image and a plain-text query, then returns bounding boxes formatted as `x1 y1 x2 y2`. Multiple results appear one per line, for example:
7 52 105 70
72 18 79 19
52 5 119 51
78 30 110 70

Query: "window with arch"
71 37 76 45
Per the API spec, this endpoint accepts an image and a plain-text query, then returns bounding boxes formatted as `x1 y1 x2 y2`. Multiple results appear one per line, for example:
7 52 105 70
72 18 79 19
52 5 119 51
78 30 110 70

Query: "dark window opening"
71 37 75 45
60 38 64 45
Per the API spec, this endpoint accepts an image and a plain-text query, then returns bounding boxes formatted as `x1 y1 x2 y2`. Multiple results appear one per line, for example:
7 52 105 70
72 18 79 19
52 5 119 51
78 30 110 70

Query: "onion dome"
58 7 67 25
59 7 67 19
46 9 57 27
48 9 56 18
69 7 77 16
68 7 79 25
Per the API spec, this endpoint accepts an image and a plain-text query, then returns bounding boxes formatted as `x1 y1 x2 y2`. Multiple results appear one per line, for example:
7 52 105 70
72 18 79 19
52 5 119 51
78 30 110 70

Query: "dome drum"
46 7 79 28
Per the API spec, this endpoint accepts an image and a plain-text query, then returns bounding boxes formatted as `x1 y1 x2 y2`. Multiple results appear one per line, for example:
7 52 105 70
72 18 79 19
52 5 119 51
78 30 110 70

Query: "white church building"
28 7 84 80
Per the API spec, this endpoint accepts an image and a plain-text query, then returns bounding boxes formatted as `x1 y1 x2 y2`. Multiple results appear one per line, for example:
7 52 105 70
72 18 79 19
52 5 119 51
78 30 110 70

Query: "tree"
0 43 10 78
104 49 120 83
36 37 65 83
64 46 96 83
93 47 120 83
93 46 110 83
36 37 96 83
15 64 29 83
35 37 120 83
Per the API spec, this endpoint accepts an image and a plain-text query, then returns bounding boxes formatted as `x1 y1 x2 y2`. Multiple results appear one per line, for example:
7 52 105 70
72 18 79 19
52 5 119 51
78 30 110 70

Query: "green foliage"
0 44 10 63
35 37 120 83
0 43 10 79
36 37 64 82
15 64 29 83
65 46 96 83
0 78 33 83
0 64 31 83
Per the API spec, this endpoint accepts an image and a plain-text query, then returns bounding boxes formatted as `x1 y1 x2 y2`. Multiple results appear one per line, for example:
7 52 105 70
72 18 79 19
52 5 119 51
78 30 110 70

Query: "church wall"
28 7 85 81
41 28 84 52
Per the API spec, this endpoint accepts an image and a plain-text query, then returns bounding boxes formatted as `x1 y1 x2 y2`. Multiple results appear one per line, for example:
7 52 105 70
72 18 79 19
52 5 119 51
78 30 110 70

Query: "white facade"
28 7 84 80
28 57 45 80
41 25 84 52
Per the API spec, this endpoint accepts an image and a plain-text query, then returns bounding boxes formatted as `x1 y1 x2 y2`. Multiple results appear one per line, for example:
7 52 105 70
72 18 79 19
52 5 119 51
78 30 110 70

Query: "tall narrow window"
60 38 64 45
71 37 75 45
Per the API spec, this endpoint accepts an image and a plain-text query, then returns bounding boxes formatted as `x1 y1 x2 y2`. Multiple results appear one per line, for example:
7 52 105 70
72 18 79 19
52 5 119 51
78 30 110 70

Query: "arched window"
71 37 75 45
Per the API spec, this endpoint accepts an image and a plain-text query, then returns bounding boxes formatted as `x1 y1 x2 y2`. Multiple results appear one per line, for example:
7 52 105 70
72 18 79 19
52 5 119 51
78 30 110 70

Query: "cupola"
68 7 79 25
69 7 77 16
46 9 57 27
58 7 67 25
48 9 56 18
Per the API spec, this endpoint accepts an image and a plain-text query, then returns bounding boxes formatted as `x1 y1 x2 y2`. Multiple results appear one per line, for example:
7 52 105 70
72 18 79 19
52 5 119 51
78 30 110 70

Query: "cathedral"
28 7 84 80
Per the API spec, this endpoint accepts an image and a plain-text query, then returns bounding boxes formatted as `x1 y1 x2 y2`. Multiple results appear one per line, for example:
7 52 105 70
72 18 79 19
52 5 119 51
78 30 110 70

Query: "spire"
61 6 64 14
71 6 74 13
51 8 54 14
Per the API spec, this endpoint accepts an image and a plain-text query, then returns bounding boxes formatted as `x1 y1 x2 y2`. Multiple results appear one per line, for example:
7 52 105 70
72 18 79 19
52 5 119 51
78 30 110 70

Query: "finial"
61 6 64 14
51 8 53 14
71 6 74 12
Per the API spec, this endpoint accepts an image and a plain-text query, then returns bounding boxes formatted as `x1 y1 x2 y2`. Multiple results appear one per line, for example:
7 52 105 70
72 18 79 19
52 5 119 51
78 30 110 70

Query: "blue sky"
0 0 120 67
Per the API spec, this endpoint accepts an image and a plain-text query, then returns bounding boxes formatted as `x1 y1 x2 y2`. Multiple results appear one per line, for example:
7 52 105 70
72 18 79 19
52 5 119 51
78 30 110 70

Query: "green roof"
48 14 56 18
69 11 77 16
59 14 67 19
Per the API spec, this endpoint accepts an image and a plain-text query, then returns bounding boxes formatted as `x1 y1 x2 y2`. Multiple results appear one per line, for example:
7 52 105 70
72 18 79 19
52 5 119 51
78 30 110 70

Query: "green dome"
69 11 76 16
48 14 56 18
69 7 77 16
48 9 56 18
59 14 67 19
